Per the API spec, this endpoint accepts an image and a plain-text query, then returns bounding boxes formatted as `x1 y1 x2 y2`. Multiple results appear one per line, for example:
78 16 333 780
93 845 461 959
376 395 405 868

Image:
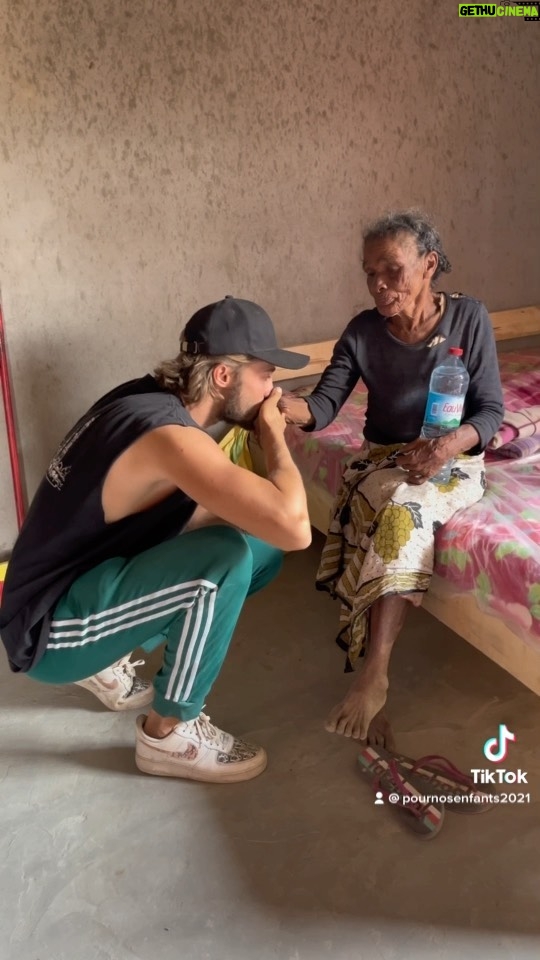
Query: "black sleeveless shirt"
0 376 199 673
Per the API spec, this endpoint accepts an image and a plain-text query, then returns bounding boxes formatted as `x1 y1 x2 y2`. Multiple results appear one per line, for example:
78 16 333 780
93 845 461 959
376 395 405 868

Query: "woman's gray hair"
363 210 452 283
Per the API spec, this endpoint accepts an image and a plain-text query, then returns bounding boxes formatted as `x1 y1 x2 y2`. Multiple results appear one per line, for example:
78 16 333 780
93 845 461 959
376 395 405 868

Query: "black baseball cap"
180 296 310 370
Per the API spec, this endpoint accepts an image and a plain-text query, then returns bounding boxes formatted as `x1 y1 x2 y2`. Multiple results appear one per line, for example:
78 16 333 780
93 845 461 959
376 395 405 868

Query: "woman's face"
362 233 437 318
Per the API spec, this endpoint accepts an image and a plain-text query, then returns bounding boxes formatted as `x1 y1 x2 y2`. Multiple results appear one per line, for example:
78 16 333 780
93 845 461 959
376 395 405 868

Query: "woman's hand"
278 394 315 427
395 437 451 484
396 424 482 483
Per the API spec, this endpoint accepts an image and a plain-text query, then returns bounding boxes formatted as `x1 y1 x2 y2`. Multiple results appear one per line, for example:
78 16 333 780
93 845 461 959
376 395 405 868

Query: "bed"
275 305 540 695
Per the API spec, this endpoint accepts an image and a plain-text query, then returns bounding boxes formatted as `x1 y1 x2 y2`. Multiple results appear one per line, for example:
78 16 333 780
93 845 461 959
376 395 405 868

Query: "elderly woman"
281 210 504 747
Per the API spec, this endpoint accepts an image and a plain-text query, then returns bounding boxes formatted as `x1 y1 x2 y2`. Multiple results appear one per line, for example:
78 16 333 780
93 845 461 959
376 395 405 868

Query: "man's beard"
221 379 261 431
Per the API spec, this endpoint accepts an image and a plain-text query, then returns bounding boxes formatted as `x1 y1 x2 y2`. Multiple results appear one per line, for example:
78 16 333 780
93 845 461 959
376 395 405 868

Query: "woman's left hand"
396 437 450 484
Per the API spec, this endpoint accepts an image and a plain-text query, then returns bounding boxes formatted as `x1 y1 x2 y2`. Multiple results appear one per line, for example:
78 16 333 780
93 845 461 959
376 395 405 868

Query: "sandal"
383 749 497 814
358 745 445 840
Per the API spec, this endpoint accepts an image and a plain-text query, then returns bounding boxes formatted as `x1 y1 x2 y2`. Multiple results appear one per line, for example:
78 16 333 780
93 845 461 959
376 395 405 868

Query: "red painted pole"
0 301 25 530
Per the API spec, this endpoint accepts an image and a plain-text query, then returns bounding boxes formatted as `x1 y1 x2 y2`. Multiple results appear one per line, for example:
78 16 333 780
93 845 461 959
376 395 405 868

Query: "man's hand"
256 387 287 441
396 437 450 484
278 394 315 427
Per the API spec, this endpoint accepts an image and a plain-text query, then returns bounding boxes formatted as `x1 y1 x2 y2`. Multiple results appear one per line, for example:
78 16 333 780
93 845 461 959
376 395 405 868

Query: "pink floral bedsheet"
286 348 540 647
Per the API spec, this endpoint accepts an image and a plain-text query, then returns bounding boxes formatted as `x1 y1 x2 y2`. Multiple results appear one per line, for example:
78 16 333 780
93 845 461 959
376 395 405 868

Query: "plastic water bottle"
421 347 470 484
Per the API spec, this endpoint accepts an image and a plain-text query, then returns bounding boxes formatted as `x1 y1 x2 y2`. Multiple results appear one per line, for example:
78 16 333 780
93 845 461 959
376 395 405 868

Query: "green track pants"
28 526 283 720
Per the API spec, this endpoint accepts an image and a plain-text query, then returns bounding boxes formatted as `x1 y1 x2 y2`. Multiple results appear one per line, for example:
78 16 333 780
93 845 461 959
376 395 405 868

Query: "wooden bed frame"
276 305 540 695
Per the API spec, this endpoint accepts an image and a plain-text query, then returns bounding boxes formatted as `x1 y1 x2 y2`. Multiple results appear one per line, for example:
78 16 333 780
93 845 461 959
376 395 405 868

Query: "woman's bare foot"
325 671 389 740
365 709 396 751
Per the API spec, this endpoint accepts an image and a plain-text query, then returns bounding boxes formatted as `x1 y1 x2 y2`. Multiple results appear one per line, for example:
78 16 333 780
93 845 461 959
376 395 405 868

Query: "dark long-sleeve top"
305 293 504 453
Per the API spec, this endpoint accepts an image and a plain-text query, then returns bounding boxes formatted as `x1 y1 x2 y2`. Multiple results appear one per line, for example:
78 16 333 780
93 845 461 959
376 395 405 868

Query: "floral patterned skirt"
315 441 486 668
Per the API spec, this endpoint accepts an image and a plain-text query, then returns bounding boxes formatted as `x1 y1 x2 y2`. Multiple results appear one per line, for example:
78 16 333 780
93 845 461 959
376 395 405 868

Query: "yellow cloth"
219 426 253 471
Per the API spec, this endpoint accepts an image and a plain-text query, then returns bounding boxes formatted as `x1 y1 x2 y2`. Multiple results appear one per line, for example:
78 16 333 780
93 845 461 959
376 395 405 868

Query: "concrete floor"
2 532 540 960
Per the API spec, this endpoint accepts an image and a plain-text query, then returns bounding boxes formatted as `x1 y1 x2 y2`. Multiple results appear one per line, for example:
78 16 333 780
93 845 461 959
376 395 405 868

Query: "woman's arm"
459 304 504 452
281 320 362 432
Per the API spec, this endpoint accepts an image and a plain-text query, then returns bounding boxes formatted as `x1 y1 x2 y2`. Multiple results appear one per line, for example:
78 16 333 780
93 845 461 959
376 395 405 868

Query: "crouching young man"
0 297 311 783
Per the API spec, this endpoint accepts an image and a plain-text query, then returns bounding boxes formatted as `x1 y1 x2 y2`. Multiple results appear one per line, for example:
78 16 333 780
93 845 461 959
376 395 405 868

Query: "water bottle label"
424 391 464 428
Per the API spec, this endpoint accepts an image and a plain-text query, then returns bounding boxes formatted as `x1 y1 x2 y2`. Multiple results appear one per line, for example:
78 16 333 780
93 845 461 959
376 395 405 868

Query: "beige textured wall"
0 0 539 550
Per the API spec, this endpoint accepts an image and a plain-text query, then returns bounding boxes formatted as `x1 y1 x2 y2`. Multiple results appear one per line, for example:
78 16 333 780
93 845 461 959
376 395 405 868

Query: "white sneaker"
75 656 154 711
135 712 267 783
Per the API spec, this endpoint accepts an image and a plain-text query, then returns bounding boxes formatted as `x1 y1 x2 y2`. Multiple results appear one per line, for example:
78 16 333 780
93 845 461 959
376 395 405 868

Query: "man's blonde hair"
153 351 251 406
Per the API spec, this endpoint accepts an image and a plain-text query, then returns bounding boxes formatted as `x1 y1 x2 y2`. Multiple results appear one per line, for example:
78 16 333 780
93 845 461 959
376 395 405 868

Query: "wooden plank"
423 584 540 696
304 480 333 534
275 305 540 379
490 305 540 341
276 339 335 380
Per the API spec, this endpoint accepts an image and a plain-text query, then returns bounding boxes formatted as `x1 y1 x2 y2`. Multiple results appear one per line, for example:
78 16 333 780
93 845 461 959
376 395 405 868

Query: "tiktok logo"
483 724 516 763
